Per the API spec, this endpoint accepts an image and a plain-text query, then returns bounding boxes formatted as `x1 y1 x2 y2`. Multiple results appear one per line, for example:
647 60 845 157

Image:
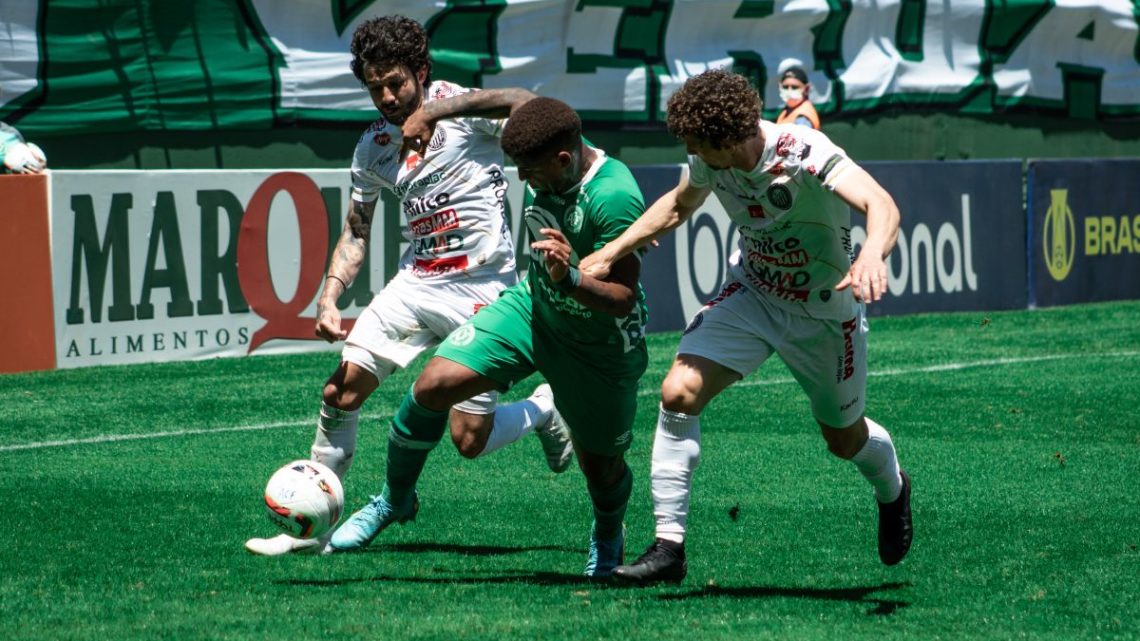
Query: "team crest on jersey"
448 323 476 347
565 206 585 233
766 184 793 209
427 127 447 151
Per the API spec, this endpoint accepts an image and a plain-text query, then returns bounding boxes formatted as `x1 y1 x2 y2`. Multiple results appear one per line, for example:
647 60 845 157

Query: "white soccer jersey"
687 120 859 320
350 80 515 282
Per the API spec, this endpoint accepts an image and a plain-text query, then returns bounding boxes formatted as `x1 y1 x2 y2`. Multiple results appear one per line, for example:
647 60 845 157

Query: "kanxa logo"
1043 189 1075 282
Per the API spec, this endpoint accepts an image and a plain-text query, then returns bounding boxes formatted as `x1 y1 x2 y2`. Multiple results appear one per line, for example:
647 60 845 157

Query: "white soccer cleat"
244 533 330 556
530 384 574 473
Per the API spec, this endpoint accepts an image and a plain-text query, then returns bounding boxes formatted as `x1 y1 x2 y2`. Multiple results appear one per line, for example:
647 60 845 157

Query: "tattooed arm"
316 198 376 342
402 88 535 152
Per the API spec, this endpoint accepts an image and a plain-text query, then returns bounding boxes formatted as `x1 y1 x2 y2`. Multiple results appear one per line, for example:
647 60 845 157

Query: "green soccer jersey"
520 148 649 366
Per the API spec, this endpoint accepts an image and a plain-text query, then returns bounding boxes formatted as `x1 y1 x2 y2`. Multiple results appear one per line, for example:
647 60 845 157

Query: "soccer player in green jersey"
328 97 650 577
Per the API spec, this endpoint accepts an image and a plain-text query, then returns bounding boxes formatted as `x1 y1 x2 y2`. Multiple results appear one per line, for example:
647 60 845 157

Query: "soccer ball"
262 460 344 539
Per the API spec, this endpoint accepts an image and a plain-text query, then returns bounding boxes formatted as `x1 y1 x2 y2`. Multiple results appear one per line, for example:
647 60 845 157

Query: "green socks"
382 388 448 507
588 464 633 541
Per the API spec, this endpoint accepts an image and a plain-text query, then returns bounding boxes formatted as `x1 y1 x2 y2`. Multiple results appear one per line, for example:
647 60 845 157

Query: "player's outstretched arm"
532 228 641 317
831 164 900 303
580 175 710 279
403 87 537 152
316 199 377 342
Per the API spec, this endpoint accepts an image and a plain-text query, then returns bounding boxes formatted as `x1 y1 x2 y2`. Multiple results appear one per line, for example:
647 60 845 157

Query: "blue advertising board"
1027 159 1140 308
629 160 1026 332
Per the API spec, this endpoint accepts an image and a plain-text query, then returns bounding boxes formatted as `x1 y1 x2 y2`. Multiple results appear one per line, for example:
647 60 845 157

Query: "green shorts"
435 283 647 456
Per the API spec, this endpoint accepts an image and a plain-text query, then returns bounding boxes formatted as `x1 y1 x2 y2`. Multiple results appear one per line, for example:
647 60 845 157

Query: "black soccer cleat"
878 469 913 565
611 538 688 586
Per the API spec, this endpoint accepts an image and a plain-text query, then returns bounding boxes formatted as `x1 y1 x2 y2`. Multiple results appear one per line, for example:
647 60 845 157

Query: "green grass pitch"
4 301 1139 640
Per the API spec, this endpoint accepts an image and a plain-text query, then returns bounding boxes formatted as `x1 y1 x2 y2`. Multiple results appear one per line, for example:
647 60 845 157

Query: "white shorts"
676 280 868 428
343 268 517 414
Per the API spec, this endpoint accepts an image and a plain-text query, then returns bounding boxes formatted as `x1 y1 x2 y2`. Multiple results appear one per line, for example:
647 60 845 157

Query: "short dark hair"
350 16 432 87
666 69 761 149
501 97 581 160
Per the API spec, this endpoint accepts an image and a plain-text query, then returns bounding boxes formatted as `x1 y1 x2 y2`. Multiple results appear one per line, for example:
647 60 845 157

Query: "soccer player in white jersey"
245 15 572 556
581 69 912 584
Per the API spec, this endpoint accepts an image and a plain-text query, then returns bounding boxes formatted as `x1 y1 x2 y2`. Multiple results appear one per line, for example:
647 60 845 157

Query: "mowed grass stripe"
4 348 1137 453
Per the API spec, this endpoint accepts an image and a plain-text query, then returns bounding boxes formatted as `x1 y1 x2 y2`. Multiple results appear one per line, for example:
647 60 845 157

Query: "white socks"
652 405 702 544
476 396 549 457
850 418 903 503
310 402 359 481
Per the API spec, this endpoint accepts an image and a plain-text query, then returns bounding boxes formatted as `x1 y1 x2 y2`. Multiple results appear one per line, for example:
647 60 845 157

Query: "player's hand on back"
836 253 889 303
531 228 573 282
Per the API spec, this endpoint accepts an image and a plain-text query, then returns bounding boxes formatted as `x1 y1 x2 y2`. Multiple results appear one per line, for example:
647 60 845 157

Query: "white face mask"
779 87 804 105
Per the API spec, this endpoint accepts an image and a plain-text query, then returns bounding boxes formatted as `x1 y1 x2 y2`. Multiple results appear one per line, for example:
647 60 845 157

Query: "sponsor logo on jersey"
409 208 460 237
374 131 391 146
431 81 459 101
766 183 793 210
836 316 857 382
414 253 469 275
1043 189 1074 282
405 152 421 171
747 204 767 218
702 281 744 309
775 133 798 158
403 191 451 217
393 171 443 198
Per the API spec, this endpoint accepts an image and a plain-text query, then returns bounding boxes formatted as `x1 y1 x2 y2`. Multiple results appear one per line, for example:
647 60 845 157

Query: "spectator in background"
774 65 820 130
0 121 47 174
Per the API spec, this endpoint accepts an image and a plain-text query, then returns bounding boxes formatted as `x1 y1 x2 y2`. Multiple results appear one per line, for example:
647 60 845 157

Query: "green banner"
2 0 1137 136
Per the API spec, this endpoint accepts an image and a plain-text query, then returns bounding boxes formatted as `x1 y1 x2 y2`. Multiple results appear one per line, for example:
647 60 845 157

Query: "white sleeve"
686 155 711 188
798 128 854 192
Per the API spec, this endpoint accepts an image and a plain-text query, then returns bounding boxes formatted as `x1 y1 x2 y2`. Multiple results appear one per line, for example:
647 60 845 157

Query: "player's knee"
660 373 702 414
819 418 867 459
322 382 364 411
448 413 491 459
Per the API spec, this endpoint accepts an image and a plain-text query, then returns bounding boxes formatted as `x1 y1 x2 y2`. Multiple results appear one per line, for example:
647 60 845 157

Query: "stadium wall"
2 159 1137 373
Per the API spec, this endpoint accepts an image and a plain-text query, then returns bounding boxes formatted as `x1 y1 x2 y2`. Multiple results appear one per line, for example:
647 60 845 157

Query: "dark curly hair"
501 97 581 160
666 69 762 149
350 16 432 87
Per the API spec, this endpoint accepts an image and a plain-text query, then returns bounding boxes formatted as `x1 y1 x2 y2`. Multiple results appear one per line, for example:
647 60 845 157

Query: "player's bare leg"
613 354 738 585
822 416 911 564
246 361 383 556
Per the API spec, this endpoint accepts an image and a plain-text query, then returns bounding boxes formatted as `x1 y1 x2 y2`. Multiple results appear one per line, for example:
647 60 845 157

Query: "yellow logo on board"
1043 189 1075 282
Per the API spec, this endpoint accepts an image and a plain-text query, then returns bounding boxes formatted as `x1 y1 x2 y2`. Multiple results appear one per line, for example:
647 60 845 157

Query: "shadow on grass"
278 568 598 588
656 581 912 616
360 542 580 556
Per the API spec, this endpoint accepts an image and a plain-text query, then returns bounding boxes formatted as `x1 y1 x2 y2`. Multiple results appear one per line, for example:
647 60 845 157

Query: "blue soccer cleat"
327 493 419 552
583 522 625 578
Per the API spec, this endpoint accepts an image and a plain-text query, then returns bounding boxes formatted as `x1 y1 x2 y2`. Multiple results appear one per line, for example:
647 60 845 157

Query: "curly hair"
350 16 432 87
501 97 581 160
666 69 762 149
